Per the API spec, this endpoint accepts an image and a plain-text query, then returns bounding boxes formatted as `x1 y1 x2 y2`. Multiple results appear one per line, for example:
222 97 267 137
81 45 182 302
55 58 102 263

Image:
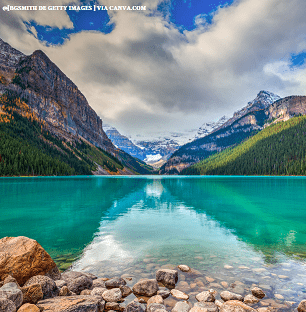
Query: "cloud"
1 0 306 138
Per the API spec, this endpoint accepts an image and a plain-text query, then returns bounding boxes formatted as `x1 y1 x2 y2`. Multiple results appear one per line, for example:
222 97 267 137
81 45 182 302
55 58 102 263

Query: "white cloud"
1 0 306 138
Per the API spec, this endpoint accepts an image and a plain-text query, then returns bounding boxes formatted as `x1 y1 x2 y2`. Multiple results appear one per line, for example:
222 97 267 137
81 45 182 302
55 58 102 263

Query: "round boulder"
147 295 164 307
91 287 106 297
132 279 159 297
178 265 190 272
243 294 259 305
195 291 215 302
156 269 178 288
24 275 59 299
17 303 40 312
0 236 59 286
172 301 191 312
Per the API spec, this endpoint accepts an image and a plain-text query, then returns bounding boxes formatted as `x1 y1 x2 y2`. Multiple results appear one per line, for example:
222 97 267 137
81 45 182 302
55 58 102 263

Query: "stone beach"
0 236 305 312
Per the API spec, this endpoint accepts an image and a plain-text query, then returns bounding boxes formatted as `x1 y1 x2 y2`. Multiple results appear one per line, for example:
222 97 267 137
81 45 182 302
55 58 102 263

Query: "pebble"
278 275 289 279
170 289 189 300
224 265 233 269
275 294 284 300
178 265 190 272
221 281 228 288
205 277 215 283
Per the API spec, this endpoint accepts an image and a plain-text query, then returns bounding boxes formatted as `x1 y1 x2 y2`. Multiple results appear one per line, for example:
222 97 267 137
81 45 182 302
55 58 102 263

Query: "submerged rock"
251 287 265 299
0 236 59 286
220 300 256 312
190 302 218 312
172 301 191 312
147 303 167 312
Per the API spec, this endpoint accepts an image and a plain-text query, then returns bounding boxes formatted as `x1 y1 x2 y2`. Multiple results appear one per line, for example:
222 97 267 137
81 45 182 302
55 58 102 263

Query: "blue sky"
1 0 306 138
26 0 234 45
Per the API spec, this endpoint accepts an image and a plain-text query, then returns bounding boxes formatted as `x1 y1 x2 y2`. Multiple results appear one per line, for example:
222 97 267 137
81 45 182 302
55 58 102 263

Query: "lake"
1 176 305 310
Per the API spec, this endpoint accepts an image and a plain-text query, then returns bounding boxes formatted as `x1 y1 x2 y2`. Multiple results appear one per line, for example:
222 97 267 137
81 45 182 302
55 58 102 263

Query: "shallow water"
1 176 306 310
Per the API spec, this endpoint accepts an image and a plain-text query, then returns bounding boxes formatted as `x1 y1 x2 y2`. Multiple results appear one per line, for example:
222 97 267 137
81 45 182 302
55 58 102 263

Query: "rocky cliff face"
160 91 306 174
0 38 114 153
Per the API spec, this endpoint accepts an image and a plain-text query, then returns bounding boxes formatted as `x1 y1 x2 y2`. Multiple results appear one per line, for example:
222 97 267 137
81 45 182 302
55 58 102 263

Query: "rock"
243 294 259 304
102 288 122 302
195 291 215 302
157 289 170 299
224 265 233 269
147 303 167 312
220 300 256 311
178 265 190 272
3 276 19 287
83 273 97 280
0 297 17 312
44 266 61 281
105 278 127 289
17 303 40 312
59 286 70 296
120 285 132 297
124 301 146 312
147 295 164 306
156 269 178 288
61 272 93 295
55 280 67 289
274 294 284 300
251 287 265 299
190 302 218 312
221 282 228 288
132 279 159 297
21 283 43 304
93 278 106 288
214 300 223 308
105 302 125 311
170 289 189 300
80 289 92 295
24 275 59 299
91 287 107 297
0 237 59 286
220 291 243 302
172 301 191 312
37 295 105 311
205 277 215 283
0 283 23 308
298 300 306 312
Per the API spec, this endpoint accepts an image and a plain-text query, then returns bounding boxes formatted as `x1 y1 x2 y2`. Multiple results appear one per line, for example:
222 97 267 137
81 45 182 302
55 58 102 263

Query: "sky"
1 0 306 140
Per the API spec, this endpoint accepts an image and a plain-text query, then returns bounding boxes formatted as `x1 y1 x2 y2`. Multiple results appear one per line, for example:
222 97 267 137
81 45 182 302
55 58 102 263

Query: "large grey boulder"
102 288 122 302
0 283 23 308
36 295 105 312
155 269 178 288
61 271 93 295
124 301 146 312
105 277 126 289
220 291 243 302
132 279 159 297
0 296 17 312
24 275 59 299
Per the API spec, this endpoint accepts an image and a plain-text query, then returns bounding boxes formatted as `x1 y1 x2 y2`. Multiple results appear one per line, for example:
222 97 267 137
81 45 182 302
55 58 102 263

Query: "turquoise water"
1 176 306 309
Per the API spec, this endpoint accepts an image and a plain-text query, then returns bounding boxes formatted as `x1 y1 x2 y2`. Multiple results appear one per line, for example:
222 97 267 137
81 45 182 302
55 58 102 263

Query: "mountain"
0 38 153 175
182 114 306 175
160 91 282 174
103 124 146 160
